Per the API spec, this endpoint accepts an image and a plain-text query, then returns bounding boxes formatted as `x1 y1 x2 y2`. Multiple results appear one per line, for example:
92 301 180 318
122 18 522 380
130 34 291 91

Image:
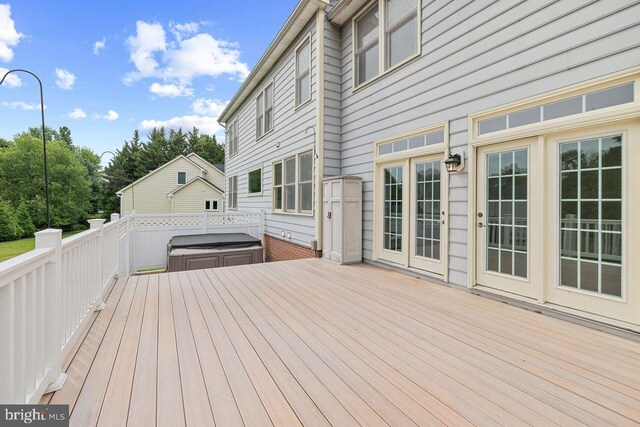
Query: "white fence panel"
131 211 263 272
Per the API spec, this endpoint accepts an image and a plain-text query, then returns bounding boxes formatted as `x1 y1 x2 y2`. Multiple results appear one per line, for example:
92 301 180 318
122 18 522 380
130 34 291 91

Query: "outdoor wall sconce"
444 148 465 173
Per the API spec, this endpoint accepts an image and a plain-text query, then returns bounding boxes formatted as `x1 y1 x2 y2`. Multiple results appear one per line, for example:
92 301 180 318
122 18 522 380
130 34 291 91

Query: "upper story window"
295 37 311 107
354 0 420 88
177 172 187 185
256 82 274 138
228 175 238 210
227 120 238 157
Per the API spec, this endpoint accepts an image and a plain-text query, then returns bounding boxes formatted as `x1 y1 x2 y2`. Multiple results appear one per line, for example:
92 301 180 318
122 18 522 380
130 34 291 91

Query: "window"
177 172 187 185
204 200 219 211
295 38 311 106
298 151 313 212
228 176 237 209
227 120 238 157
378 128 444 156
256 83 274 138
273 162 283 210
477 82 635 136
273 150 313 214
354 0 420 88
248 166 262 195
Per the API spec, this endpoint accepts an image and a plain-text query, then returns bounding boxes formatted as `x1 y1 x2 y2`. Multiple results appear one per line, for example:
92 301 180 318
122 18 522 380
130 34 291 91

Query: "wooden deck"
42 259 640 426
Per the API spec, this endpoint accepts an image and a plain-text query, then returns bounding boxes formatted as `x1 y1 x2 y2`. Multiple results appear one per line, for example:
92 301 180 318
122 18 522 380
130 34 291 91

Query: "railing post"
89 219 107 311
111 214 120 279
129 210 135 275
35 229 67 394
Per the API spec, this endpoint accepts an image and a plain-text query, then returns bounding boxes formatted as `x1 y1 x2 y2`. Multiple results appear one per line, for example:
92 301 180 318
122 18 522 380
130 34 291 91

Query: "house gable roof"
166 176 224 197
116 155 206 195
186 153 224 175
218 0 329 124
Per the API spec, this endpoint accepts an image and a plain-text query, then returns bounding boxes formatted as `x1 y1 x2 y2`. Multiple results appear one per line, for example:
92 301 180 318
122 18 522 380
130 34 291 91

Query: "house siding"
224 16 319 248
120 157 204 214
323 17 342 177
172 180 223 213
337 0 640 285
186 154 225 189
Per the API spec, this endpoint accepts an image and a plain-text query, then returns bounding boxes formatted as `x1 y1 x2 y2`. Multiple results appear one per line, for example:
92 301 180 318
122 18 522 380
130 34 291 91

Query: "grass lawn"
0 230 85 263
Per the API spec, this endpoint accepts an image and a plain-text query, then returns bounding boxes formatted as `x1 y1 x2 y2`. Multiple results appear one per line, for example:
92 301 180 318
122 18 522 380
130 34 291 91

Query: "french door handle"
478 222 484 228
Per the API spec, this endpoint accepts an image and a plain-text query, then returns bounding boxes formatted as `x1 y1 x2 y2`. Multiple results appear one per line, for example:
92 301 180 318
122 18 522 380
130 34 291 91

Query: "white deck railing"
0 210 263 404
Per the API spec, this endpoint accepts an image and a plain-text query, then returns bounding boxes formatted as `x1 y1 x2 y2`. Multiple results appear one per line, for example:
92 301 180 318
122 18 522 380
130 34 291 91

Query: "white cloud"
95 110 119 121
0 67 21 87
55 68 76 90
0 4 23 62
140 115 221 134
169 21 200 40
67 108 87 119
2 101 44 110
93 37 106 55
191 98 227 116
149 82 193 97
140 98 228 134
124 20 249 89
124 21 166 82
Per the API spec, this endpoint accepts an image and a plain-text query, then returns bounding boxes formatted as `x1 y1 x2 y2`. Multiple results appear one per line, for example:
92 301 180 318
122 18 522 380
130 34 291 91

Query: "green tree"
75 147 103 213
0 134 92 228
16 202 36 237
59 126 74 148
186 128 224 164
0 137 11 149
0 199 23 242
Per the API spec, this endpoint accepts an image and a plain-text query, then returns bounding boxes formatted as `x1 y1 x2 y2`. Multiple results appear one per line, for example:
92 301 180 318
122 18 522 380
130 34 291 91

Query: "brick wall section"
263 234 321 262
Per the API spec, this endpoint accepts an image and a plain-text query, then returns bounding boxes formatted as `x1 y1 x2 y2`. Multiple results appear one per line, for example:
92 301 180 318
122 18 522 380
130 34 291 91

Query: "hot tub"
167 233 263 272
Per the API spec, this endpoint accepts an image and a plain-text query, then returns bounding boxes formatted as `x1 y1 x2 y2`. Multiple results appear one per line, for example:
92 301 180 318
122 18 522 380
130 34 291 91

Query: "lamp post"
1 69 51 228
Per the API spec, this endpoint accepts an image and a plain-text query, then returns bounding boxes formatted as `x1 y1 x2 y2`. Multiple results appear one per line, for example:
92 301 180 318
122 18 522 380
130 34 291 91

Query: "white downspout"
314 8 325 254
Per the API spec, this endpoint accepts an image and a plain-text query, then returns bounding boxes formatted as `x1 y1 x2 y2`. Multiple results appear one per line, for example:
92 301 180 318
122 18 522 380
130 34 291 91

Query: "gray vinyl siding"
323 18 343 177
224 18 319 248
337 0 640 285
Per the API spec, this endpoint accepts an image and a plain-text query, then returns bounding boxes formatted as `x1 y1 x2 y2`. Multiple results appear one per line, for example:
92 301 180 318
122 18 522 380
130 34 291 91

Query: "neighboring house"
117 153 225 214
218 0 640 330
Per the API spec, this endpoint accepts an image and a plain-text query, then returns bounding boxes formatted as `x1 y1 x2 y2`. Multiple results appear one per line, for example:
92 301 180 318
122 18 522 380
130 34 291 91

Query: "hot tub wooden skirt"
167 245 264 272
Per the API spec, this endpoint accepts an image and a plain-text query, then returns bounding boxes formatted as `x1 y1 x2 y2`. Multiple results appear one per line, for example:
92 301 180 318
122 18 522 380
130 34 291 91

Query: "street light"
0 69 51 228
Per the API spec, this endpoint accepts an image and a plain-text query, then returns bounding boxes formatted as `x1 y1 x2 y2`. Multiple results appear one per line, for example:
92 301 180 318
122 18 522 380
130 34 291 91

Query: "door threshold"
473 285 640 342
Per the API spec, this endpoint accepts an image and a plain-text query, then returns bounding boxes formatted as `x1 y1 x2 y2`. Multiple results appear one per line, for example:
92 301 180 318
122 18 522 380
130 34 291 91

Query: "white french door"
377 155 447 276
475 121 640 326
476 138 540 299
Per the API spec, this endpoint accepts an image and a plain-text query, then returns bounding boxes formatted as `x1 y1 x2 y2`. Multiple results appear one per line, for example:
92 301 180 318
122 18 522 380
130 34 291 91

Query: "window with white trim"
256 83 274 138
248 166 262 195
354 0 420 88
273 150 313 214
177 172 187 185
477 82 635 136
295 38 311 106
227 120 238 157
204 200 219 211
228 176 237 210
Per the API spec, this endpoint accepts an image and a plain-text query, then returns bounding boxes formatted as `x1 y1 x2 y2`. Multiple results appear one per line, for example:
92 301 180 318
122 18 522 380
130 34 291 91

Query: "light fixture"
444 148 465 173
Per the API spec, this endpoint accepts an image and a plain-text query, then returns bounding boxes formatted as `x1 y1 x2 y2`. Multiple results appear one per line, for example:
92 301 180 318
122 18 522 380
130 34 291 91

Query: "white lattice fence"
130 211 264 272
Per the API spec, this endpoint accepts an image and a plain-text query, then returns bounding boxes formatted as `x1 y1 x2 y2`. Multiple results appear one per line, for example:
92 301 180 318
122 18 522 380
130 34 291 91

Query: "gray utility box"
322 176 363 264
167 233 263 272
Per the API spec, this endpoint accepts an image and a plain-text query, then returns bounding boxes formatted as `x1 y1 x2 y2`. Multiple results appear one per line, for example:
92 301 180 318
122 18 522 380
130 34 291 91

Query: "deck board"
47 259 640 426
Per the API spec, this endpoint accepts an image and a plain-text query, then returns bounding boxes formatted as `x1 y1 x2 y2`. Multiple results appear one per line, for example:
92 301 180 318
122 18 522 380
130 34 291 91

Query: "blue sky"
0 0 297 160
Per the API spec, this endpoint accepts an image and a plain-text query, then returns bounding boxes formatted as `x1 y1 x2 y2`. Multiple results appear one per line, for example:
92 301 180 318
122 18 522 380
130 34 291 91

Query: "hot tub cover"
168 233 261 252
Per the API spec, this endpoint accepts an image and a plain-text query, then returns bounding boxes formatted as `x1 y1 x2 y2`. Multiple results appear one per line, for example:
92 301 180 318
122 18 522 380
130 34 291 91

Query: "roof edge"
218 0 329 124
166 176 224 197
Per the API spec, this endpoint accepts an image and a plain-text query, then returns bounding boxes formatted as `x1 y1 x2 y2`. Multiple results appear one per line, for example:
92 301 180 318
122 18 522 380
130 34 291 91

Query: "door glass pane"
486 149 528 278
559 135 622 297
415 161 440 260
383 166 403 251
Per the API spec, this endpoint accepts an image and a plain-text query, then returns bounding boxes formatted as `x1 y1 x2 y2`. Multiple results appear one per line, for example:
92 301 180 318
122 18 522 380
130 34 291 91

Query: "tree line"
0 126 224 242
